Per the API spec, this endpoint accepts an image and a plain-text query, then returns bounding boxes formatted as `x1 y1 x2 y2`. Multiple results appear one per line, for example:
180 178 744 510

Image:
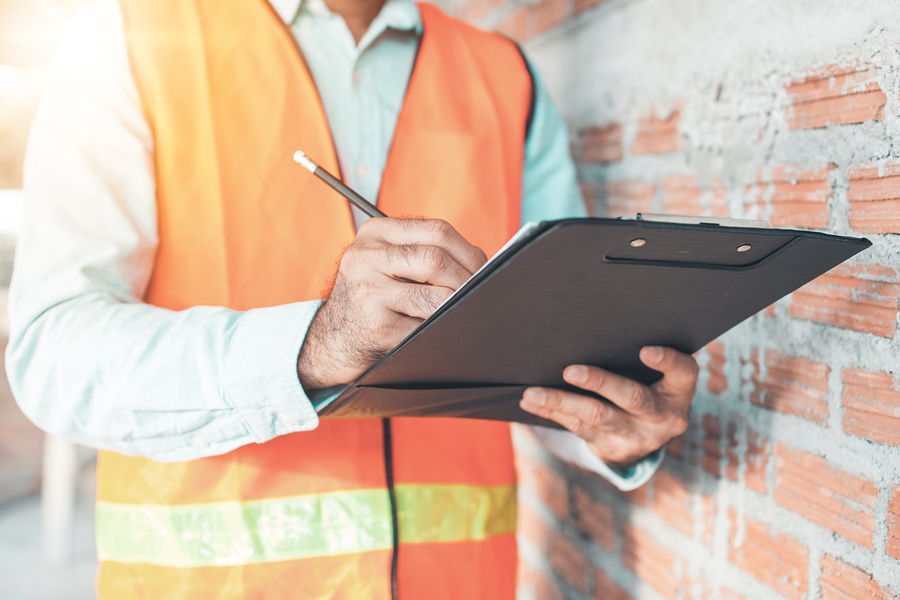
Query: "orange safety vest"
97 1 532 598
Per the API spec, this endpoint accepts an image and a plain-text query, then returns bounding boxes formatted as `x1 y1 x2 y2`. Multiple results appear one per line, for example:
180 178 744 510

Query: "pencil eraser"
293 151 316 173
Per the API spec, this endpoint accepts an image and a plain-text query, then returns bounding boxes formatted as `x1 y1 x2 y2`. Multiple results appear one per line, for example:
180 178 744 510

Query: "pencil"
293 150 387 219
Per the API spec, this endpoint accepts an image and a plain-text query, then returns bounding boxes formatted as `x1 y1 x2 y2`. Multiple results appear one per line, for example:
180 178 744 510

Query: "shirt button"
353 69 362 84
356 163 368 178
276 412 295 426
192 437 210 449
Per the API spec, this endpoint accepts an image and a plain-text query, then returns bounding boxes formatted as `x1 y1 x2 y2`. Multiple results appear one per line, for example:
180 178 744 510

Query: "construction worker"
7 0 698 597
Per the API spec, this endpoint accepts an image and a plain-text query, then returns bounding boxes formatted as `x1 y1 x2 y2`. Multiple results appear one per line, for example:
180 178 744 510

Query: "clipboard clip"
635 213 770 229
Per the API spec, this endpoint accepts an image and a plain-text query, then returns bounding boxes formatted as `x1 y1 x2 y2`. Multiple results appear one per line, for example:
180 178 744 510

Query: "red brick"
604 180 655 218
572 486 615 551
663 175 703 215
701 496 716 547
530 0 568 35
666 434 684 459
651 470 715 546
706 341 727 394
632 107 681 155
785 64 886 130
774 443 877 549
750 350 830 425
763 165 832 229
847 162 900 233
727 508 808 600
517 453 569 519
622 525 679 599
701 414 722 476
519 504 550 549
622 482 649 507
460 0 505 22
579 182 599 217
527 569 565 600
725 422 739 482
549 530 588 593
574 0 609 16
744 428 769 494
579 123 623 163
594 569 633 600
789 262 899 338
888 484 900 561
662 175 728 217
820 555 899 600
652 470 694 537
494 6 529 42
709 177 729 218
841 368 900 446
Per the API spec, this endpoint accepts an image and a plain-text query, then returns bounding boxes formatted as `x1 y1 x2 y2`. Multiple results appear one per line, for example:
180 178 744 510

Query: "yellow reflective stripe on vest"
96 484 517 567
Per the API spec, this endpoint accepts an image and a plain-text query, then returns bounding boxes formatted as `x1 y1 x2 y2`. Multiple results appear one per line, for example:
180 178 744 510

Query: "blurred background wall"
0 2 97 599
442 0 900 598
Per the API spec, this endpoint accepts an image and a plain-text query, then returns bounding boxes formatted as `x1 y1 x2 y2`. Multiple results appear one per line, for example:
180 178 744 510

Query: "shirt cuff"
526 425 664 491
221 300 323 443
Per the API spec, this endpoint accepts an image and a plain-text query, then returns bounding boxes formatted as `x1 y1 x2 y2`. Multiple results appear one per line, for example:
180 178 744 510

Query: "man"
7 0 697 597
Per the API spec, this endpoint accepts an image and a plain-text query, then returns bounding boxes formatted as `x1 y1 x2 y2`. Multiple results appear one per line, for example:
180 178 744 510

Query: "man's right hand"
297 218 487 390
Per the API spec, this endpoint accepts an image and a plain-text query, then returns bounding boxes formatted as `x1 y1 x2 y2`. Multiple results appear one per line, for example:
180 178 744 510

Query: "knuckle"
623 385 647 411
585 401 608 429
407 285 440 314
340 244 363 265
389 243 415 265
426 219 453 244
420 245 446 274
357 217 385 237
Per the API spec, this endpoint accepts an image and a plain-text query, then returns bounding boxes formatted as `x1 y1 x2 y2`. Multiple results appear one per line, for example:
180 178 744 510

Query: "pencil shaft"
315 168 386 219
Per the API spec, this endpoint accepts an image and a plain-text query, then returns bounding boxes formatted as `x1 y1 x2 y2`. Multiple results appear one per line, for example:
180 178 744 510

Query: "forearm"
7 293 323 462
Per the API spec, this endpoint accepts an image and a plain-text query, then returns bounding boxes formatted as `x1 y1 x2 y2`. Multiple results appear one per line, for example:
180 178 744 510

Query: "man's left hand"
519 346 698 468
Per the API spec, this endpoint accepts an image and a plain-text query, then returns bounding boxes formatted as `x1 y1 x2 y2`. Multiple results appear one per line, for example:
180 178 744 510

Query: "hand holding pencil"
293 149 488 390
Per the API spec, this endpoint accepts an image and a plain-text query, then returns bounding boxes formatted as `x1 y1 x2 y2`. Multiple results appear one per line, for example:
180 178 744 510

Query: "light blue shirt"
8 0 659 488
282 0 584 225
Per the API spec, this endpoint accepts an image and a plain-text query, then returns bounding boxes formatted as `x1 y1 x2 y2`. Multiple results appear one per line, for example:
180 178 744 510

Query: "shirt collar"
273 0 422 35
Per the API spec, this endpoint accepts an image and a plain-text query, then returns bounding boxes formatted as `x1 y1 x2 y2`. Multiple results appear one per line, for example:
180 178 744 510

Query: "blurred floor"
0 493 96 600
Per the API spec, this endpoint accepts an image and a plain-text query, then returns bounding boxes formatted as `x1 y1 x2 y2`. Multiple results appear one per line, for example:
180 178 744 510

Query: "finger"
360 218 487 275
562 364 654 417
640 346 699 397
519 387 623 440
371 311 424 350
381 243 473 290
380 279 454 319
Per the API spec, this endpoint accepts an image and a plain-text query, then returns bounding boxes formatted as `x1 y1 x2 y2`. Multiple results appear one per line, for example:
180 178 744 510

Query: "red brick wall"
457 0 900 596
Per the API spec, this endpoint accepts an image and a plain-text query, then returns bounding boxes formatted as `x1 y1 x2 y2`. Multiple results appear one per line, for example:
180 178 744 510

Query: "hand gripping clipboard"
314 218 871 428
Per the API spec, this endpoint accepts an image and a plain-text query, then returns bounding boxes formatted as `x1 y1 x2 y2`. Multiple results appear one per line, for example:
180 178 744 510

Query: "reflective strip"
96 484 516 567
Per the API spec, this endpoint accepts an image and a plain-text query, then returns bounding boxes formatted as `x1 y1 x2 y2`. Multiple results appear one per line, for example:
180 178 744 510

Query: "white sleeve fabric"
520 61 663 490
5 0 321 463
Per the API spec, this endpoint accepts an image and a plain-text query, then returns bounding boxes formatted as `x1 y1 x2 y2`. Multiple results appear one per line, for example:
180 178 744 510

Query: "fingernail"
643 346 663 364
565 365 588 385
523 388 547 406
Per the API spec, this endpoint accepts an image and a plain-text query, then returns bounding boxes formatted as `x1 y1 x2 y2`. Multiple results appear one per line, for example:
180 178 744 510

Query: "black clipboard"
314 218 870 428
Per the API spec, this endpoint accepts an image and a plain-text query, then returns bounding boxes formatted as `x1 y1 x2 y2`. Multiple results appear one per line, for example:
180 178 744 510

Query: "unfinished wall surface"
450 0 900 597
